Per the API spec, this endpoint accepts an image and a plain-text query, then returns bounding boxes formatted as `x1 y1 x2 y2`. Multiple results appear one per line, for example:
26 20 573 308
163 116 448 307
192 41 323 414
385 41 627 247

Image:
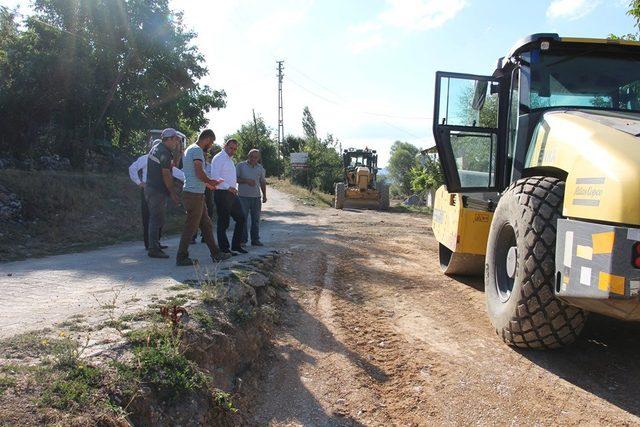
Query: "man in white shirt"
128 140 185 250
210 139 247 254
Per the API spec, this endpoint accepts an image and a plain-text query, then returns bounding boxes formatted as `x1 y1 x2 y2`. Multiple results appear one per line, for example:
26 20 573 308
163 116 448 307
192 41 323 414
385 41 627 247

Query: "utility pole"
276 60 284 158
252 109 260 148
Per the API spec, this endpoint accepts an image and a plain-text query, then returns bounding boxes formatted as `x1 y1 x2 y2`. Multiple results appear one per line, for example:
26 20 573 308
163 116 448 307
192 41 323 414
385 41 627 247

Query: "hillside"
0 170 185 261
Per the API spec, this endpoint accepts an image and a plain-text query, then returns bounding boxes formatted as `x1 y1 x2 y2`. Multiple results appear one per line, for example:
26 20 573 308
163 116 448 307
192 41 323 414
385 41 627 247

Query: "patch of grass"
268 178 333 207
389 204 433 215
34 337 108 412
100 319 130 331
200 279 225 305
40 363 102 410
119 325 208 400
260 305 280 324
230 305 256 325
191 307 215 331
166 283 191 291
0 330 62 359
213 390 238 413
119 308 161 323
230 268 251 282
0 374 17 393
57 317 92 333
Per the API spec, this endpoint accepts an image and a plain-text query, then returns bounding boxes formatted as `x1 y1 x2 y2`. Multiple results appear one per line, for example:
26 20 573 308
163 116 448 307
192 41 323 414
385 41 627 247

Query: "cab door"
433 72 502 193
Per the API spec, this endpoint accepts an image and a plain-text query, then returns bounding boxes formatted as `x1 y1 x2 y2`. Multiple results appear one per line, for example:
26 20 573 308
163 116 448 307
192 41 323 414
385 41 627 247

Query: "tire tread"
496 176 586 349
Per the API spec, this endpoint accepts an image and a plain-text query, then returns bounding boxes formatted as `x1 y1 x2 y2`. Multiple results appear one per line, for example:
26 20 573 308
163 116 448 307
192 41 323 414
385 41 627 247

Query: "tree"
387 141 420 195
410 152 444 194
226 113 282 177
0 0 226 166
302 106 317 141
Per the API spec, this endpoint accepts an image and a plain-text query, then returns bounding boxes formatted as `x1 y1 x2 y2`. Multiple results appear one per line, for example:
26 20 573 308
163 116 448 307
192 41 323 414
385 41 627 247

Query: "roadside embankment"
0 252 286 426
0 169 185 261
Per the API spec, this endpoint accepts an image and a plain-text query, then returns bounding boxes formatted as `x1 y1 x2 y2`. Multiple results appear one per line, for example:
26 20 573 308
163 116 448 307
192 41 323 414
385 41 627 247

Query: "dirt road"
3 188 640 425
241 200 640 426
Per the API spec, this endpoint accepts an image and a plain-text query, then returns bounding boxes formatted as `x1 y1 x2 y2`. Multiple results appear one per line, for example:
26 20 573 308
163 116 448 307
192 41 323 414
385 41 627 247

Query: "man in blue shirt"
176 129 230 266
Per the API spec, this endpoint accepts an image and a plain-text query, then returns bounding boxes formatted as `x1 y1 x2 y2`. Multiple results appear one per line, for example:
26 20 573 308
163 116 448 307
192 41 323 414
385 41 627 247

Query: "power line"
287 61 433 121
287 76 427 141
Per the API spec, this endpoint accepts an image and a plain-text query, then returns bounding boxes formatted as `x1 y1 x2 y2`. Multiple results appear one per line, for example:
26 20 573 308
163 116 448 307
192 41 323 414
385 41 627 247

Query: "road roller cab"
431 34 640 348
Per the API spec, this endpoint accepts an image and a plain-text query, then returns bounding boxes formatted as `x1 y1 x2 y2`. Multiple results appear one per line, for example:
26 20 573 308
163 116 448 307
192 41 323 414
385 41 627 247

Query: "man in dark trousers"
145 128 181 258
129 140 185 250
176 129 230 266
210 139 247 255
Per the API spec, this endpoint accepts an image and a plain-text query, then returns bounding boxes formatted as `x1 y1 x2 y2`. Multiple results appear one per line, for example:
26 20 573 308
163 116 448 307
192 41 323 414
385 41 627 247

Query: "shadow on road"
451 272 640 416
518 314 640 417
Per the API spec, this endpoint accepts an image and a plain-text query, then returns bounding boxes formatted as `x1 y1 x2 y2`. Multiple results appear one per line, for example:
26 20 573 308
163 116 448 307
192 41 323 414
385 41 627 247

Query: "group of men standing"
128 128 267 266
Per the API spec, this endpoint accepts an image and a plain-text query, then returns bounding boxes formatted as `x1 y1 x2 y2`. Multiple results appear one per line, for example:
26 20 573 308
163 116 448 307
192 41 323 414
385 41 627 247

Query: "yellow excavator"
432 34 640 349
335 148 389 210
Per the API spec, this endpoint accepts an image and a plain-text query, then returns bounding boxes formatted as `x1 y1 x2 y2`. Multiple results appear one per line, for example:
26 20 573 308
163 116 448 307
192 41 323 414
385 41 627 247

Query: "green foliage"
610 2 640 40
302 106 317 140
387 141 420 196
0 0 225 165
213 390 238 413
121 326 208 399
409 154 444 193
226 113 283 176
40 363 102 410
289 107 342 193
0 374 16 393
191 307 215 330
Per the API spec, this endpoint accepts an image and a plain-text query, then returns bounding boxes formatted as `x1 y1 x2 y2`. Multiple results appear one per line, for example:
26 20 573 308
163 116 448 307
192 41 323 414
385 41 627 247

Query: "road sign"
290 152 309 169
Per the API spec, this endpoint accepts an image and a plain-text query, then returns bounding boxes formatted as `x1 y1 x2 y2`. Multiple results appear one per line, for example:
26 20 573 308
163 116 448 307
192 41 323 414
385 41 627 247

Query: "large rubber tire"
335 183 346 209
485 176 586 349
377 182 390 210
439 243 485 276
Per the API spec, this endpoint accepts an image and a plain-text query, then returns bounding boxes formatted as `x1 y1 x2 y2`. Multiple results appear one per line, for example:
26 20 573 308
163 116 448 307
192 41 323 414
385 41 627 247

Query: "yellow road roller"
432 34 640 348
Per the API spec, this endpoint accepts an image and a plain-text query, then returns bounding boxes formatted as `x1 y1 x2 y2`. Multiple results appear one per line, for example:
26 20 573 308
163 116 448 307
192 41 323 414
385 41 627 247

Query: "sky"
2 0 638 165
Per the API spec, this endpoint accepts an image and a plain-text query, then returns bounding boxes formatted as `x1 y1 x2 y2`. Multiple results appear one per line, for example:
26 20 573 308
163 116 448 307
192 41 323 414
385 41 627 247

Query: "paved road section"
0 189 305 339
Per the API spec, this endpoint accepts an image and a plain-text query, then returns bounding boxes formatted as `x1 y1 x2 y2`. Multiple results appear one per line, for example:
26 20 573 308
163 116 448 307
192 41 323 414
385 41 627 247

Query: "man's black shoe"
160 244 168 249
232 247 248 254
251 241 264 247
176 257 197 266
148 249 169 259
212 252 232 262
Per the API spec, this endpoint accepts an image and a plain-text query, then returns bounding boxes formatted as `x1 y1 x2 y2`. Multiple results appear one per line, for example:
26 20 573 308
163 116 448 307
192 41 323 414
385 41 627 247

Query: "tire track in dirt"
242 206 640 426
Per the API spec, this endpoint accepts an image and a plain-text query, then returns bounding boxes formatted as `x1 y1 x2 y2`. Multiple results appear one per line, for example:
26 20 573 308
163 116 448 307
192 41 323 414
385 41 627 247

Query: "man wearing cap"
236 149 267 246
211 139 247 255
129 140 185 250
145 128 181 259
176 129 230 266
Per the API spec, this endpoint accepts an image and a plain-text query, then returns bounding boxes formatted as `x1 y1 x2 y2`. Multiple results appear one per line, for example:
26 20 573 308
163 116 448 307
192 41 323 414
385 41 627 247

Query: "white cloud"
379 0 467 31
348 0 467 53
546 0 601 21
